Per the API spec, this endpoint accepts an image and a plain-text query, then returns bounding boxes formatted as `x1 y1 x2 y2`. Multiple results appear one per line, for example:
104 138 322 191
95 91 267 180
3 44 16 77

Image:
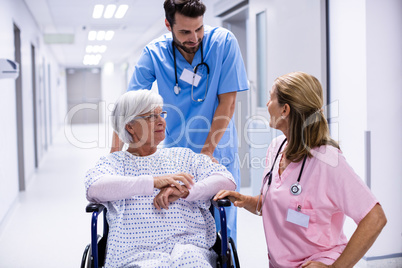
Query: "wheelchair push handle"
86 203 105 213
211 196 232 208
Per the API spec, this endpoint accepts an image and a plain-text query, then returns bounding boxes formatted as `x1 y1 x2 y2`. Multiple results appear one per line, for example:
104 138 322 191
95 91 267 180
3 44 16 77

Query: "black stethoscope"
256 138 308 215
172 41 210 102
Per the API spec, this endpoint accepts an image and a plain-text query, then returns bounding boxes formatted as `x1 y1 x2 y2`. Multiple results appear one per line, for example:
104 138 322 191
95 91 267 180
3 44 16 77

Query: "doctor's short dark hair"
164 0 206 26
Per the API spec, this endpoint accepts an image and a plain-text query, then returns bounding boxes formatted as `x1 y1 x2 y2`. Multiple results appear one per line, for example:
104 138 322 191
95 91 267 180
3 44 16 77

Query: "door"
14 23 25 191
31 44 39 168
66 68 102 124
248 0 327 194
221 6 251 187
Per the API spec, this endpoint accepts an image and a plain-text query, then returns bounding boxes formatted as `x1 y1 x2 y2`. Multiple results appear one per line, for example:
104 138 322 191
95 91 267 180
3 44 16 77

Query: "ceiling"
23 0 168 68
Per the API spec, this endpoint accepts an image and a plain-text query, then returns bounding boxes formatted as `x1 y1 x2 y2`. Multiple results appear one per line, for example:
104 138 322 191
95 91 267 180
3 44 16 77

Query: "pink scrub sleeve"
324 150 378 224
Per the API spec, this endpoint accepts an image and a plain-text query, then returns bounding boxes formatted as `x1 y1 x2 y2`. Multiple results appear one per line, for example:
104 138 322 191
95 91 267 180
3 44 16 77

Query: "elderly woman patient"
85 90 236 268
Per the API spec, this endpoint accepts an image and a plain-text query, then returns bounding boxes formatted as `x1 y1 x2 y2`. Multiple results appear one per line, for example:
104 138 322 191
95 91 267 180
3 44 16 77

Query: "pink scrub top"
261 136 378 267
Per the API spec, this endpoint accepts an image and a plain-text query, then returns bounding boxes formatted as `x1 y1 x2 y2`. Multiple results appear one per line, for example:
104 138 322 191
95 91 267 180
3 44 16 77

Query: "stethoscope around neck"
172 41 210 102
256 138 308 215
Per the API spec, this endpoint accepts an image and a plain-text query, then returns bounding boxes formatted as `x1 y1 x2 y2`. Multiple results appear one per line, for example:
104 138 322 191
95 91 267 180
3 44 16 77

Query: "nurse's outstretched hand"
214 190 246 207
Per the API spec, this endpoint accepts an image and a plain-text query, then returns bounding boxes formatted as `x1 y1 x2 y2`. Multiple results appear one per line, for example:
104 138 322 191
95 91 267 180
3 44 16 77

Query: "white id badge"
180 68 202 87
286 208 310 228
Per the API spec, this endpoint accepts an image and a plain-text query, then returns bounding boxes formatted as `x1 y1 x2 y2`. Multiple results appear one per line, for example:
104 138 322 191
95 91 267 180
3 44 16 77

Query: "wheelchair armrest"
211 197 232 208
85 203 109 268
86 203 106 213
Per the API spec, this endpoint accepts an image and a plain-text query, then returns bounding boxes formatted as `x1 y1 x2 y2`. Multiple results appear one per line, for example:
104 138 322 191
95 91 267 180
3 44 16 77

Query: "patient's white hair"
111 90 163 144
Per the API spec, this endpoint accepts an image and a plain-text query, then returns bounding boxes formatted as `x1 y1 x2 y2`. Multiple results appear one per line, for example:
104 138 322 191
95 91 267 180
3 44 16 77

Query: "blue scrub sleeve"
127 47 156 91
217 32 248 95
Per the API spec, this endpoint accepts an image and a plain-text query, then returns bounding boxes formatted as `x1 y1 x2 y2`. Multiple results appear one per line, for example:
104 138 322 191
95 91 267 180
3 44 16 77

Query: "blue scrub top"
127 26 248 162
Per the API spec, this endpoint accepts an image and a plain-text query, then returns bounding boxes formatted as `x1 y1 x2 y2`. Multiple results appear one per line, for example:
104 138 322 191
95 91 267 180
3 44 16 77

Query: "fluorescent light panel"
83 54 102 65
92 4 128 19
88 30 114 41
86 45 107 53
96 31 105 40
115 5 129 18
88 31 97 41
104 4 117 19
92 5 104 19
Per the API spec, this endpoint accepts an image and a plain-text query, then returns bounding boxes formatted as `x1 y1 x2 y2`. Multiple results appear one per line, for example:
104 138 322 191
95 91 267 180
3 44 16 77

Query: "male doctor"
111 0 248 243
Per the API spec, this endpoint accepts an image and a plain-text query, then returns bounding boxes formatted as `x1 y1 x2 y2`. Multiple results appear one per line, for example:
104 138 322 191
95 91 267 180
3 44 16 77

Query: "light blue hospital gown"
85 147 234 268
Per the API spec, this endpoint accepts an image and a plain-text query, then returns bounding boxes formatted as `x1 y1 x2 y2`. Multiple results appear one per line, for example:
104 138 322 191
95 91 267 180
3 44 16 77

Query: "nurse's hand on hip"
301 261 332 267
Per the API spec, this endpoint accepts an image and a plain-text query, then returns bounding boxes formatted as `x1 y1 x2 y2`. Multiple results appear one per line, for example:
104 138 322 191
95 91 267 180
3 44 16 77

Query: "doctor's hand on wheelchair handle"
200 149 219 163
153 173 194 193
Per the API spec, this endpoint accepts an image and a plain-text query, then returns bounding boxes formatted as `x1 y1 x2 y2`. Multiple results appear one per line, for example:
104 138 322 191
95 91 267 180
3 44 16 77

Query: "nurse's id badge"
180 68 202 87
286 208 310 228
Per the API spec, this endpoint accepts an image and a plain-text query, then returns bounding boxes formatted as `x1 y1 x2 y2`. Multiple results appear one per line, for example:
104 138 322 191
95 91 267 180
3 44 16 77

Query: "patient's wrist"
180 186 190 199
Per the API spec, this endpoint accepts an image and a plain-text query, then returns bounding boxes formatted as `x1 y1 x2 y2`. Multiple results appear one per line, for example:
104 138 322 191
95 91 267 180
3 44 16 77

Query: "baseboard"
0 196 19 237
356 254 402 268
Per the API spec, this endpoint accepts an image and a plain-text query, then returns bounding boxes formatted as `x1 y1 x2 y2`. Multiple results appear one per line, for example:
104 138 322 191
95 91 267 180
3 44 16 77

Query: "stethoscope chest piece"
172 41 209 102
290 182 302 196
174 84 181 95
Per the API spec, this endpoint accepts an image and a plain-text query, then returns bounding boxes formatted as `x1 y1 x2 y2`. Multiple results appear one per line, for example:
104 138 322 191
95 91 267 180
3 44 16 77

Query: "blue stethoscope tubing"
172 40 210 102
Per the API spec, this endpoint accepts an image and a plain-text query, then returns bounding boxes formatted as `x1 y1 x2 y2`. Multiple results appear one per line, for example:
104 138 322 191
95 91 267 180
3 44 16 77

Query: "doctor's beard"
172 32 202 54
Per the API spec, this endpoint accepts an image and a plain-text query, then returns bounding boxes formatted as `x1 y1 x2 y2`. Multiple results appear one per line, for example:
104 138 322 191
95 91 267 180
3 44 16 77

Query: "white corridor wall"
329 0 402 264
0 0 67 226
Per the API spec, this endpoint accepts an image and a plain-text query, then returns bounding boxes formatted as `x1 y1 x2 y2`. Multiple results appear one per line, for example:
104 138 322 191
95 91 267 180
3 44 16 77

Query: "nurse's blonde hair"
273 71 339 162
111 90 163 144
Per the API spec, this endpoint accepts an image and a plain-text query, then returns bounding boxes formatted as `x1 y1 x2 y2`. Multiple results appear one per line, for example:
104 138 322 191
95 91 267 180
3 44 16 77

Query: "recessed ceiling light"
88 31 97 41
88 31 113 41
105 31 115 41
96 31 106 41
83 54 102 65
86 45 107 53
92 5 104 19
104 4 117 19
86 45 93 53
115 5 129 19
87 45 107 53
98 45 107 53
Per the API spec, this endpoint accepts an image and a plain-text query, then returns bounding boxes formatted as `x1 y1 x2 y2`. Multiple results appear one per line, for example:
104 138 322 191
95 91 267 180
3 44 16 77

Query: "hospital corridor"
0 0 401 267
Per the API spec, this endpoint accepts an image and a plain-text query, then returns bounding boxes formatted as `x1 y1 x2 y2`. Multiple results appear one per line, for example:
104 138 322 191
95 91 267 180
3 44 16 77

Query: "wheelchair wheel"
81 244 91 268
81 243 92 268
81 234 103 268
229 237 240 268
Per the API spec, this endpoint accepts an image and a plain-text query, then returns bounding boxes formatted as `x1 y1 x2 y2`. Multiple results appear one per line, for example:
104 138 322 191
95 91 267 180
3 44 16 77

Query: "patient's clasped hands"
153 173 194 210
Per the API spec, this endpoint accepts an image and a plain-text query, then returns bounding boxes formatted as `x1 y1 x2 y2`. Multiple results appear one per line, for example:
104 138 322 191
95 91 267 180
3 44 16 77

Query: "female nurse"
214 71 387 267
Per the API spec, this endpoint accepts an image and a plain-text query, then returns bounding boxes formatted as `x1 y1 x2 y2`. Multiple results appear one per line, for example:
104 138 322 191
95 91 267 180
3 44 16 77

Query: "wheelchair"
81 197 240 268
